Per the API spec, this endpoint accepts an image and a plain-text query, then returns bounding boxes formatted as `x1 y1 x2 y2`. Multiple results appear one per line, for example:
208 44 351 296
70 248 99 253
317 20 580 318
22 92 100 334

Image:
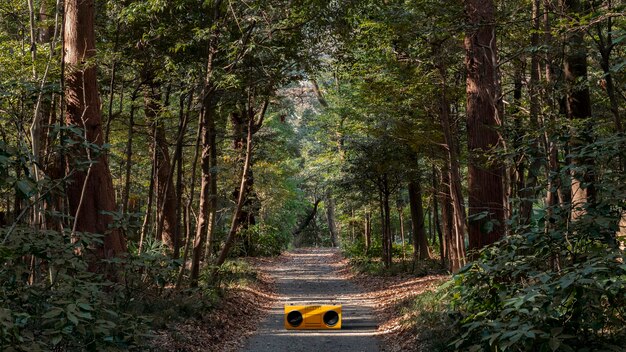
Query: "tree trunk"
63 0 125 259
214 117 255 270
143 76 176 250
231 109 259 255
464 0 505 251
439 166 455 270
364 208 371 253
121 91 138 214
190 63 218 287
293 198 321 237
564 0 595 221
518 0 544 226
379 176 393 268
435 63 467 270
408 180 430 260
172 93 187 258
397 201 406 261
180 89 203 288
139 143 156 253
432 166 446 267
326 192 339 247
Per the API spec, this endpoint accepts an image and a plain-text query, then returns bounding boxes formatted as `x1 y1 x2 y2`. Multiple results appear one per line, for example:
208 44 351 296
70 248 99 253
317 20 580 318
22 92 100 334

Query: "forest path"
241 248 380 352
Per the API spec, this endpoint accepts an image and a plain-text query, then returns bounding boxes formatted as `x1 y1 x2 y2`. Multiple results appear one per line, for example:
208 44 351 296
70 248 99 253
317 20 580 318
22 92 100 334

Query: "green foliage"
447 130 626 351
211 259 257 287
0 229 150 351
238 224 288 257
450 238 626 352
408 290 458 352
0 228 220 351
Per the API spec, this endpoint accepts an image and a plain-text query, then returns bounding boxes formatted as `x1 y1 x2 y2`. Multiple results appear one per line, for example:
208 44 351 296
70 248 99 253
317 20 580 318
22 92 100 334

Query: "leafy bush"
254 224 289 256
342 237 367 258
212 259 258 287
235 224 289 257
450 232 626 351
0 228 150 351
0 227 219 351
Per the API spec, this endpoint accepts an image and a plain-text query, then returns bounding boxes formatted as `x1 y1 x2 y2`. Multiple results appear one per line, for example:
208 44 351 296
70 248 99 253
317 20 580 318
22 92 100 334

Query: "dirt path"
241 248 380 352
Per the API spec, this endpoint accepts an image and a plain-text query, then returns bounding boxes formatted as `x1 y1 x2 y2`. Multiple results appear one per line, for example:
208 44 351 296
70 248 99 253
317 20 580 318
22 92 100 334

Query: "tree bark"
432 166 446 267
63 0 125 259
464 0 505 251
364 208 371 253
379 176 393 268
190 47 219 287
408 180 431 260
231 109 259 254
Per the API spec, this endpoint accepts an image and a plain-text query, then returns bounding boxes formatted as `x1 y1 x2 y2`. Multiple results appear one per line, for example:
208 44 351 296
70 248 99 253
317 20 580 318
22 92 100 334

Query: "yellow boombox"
284 305 342 330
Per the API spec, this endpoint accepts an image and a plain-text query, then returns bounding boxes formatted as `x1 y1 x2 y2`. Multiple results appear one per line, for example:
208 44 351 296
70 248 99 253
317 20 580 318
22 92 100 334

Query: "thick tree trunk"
464 0 505 251
408 180 431 260
63 0 125 259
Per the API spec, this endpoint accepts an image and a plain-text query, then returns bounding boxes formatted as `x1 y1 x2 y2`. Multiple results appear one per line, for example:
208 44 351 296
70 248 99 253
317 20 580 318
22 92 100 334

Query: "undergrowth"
0 227 256 351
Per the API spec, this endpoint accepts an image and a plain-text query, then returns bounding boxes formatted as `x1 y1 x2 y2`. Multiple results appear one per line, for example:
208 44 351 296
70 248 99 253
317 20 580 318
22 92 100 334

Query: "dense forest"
0 0 625 351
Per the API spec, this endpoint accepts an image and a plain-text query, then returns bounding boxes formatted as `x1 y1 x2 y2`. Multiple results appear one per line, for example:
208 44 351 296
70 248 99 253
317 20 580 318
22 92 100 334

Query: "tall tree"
190 0 221 287
408 178 430 260
63 0 126 259
464 0 506 251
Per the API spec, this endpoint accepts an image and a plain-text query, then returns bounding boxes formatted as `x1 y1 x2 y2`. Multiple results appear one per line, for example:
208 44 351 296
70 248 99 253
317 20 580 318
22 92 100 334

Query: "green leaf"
77 302 94 311
66 312 79 326
549 338 560 351
42 308 63 319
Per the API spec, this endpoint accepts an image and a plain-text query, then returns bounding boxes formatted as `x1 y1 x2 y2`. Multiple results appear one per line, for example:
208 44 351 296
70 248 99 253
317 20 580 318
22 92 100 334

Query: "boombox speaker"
284 305 342 330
